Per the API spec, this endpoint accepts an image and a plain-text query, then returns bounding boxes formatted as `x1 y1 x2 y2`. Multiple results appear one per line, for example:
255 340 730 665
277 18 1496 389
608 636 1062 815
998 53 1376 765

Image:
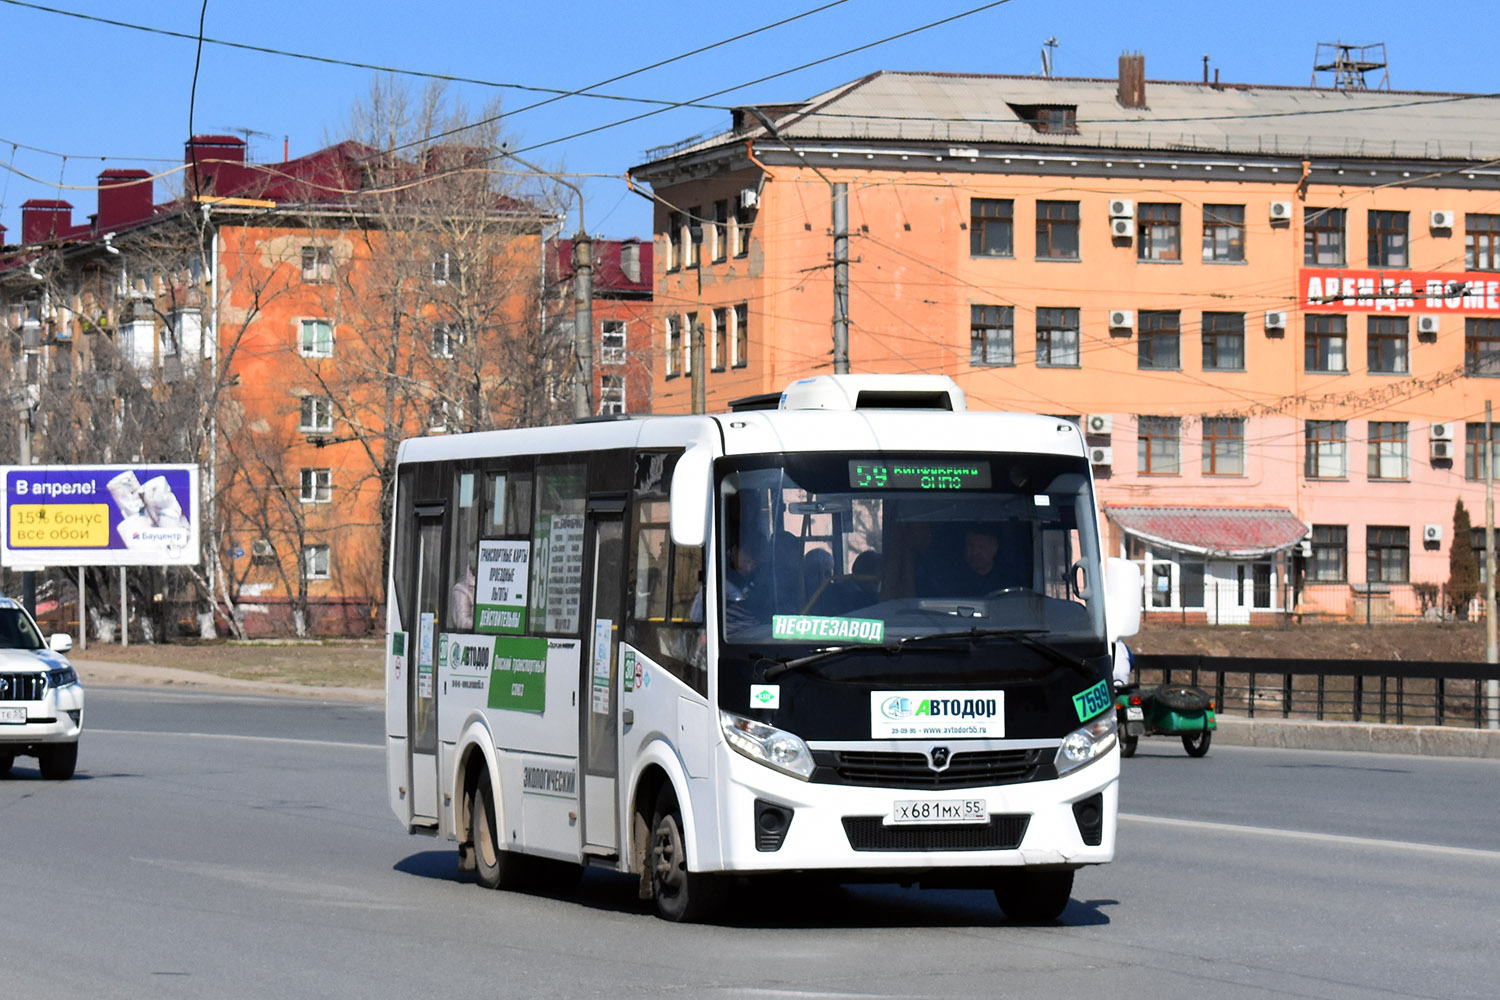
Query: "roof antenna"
1041 37 1058 78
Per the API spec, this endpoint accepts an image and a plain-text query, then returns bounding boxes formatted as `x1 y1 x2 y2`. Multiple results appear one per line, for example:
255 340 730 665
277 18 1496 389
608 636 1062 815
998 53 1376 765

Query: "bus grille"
812 749 1048 789
841 815 1030 852
0 673 45 702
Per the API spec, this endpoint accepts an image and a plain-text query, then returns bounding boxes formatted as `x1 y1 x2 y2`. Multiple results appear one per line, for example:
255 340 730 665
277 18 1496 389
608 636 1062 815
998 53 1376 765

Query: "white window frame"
600 374 625 415
302 543 330 580
431 323 463 359
300 468 332 504
301 245 333 282
600 320 627 365
299 395 334 433
299 319 333 358
431 251 459 286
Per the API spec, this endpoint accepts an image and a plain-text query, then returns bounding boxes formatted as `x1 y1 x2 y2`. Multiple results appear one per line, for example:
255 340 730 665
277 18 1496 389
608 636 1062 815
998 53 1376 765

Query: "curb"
1214 716 1500 759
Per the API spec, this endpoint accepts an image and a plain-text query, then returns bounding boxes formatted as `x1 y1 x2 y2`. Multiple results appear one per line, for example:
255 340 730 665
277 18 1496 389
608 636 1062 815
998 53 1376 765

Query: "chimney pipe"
1117 52 1147 109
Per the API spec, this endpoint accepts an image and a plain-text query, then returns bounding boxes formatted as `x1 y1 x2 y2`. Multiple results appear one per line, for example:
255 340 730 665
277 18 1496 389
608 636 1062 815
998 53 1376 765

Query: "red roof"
1105 505 1308 557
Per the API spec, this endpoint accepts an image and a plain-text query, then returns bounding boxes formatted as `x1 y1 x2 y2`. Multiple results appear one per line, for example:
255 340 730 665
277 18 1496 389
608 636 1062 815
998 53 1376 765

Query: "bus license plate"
0 707 26 724
890 798 987 825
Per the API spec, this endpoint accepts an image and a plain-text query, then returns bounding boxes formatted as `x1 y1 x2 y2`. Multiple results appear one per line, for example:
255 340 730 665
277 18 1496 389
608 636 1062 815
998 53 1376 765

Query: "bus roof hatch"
778 374 966 412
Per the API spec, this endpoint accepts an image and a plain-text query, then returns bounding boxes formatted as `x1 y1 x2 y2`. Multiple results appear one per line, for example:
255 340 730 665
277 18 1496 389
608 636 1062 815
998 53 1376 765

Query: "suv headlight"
720 711 814 780
46 666 79 690
1054 713 1117 776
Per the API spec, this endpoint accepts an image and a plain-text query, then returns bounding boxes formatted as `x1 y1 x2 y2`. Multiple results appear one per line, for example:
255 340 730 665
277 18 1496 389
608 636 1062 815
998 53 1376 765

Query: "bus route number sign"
848 460 991 490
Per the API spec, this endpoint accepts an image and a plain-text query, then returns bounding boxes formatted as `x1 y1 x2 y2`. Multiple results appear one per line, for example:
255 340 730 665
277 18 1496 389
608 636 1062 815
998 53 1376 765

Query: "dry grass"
69 639 383 689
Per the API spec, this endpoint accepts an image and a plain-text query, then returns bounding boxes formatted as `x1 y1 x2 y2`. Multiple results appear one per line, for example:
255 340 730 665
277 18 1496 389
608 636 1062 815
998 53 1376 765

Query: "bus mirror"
670 446 712 548
1104 557 1142 641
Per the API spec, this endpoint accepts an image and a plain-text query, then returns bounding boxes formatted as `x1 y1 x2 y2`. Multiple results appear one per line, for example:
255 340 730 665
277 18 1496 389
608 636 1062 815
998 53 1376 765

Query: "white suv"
0 597 83 780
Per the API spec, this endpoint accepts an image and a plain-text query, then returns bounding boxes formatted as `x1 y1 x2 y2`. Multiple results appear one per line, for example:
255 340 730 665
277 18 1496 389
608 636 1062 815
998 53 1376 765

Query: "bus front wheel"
649 788 722 922
993 867 1074 923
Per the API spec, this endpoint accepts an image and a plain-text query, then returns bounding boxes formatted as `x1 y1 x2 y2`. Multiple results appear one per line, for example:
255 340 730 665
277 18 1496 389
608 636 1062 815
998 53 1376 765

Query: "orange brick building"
632 61 1500 624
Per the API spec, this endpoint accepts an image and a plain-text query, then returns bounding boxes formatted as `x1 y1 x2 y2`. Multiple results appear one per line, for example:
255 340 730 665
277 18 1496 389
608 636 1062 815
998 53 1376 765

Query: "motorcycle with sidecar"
1115 682 1216 757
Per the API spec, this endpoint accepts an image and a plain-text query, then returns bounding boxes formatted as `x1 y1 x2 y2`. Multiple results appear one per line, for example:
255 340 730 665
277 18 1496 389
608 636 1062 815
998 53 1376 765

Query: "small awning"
1105 505 1309 559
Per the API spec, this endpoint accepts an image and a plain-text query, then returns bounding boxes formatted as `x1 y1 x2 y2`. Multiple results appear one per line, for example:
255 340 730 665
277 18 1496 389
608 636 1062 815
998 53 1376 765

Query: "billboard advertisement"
0 464 200 568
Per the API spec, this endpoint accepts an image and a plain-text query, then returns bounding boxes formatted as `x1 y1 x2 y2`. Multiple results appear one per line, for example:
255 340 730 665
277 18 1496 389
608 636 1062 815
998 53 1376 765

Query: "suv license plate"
0 707 26 724
889 799 987 825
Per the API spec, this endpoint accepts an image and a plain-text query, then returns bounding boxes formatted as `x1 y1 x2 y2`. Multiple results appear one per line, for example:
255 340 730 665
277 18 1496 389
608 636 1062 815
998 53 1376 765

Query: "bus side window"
531 463 587 634
626 452 706 695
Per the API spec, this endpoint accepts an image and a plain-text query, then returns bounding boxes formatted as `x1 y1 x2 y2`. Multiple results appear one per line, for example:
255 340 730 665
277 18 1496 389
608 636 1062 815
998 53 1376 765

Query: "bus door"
407 506 446 828
582 500 625 853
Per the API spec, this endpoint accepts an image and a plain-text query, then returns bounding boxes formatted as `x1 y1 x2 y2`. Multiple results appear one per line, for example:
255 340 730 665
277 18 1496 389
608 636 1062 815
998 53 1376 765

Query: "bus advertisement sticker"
771 615 885 644
488 635 549 713
750 684 780 709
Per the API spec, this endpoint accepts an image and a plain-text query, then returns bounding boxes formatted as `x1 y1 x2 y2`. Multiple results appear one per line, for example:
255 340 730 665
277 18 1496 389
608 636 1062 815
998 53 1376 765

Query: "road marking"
89 728 380 752
1121 812 1500 861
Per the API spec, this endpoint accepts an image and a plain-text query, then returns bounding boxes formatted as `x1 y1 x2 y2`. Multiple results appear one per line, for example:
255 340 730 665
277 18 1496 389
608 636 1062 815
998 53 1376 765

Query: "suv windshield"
0 607 45 651
715 452 1105 645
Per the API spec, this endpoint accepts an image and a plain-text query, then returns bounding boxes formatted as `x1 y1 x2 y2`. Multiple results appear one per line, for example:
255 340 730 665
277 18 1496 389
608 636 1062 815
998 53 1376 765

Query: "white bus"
385 374 1140 922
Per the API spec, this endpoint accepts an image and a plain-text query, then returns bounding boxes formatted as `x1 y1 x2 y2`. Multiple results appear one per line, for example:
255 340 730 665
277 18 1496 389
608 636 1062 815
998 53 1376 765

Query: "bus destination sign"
848 460 992 490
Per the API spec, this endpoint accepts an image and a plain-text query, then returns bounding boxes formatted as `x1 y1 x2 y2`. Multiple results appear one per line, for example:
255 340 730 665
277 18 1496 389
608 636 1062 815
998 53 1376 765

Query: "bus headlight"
1054 713 1117 776
720 711 814 780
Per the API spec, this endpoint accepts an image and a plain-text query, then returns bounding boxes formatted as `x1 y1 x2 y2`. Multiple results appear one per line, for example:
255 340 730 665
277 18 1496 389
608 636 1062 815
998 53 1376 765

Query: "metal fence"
1136 654 1500 729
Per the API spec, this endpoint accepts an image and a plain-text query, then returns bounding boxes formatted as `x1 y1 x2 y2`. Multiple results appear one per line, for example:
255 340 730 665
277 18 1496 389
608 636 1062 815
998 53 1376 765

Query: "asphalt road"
2 686 1496 999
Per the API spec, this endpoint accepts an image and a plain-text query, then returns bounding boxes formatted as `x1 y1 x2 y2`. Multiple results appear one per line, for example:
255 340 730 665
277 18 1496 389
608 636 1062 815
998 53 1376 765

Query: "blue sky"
2 0 1495 242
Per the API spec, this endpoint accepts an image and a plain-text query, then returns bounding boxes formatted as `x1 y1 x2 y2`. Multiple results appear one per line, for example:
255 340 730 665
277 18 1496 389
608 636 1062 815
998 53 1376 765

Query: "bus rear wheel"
649 788 722 923
993 867 1074 923
472 775 527 890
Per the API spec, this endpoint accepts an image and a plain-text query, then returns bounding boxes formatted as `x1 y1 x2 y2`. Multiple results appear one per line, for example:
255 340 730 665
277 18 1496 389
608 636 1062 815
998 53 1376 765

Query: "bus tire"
472 775 525 891
649 787 722 922
0 754 13 778
39 742 77 780
993 867 1074 923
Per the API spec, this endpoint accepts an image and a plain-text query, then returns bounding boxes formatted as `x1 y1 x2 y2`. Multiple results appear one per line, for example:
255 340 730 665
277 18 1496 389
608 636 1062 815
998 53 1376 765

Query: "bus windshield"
716 452 1105 645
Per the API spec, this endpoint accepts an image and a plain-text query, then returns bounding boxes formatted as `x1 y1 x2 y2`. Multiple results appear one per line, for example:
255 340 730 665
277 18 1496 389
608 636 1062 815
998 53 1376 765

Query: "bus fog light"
1054 714 1117 776
721 711 814 780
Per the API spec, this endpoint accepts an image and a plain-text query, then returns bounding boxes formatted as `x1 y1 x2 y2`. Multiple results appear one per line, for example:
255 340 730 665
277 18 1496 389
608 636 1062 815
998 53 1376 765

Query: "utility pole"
17 405 34 618
1487 401 1498 728
692 321 706 414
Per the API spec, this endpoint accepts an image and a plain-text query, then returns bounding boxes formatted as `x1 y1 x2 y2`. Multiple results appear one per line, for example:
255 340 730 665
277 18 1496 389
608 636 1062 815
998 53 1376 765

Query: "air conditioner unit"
1269 200 1294 221
1423 523 1444 543
739 188 759 209
1108 309 1134 330
1417 314 1441 336
1110 217 1134 239
1089 446 1114 466
1086 414 1114 436
1430 209 1456 229
251 539 275 557
1431 439 1453 461
1108 198 1134 219
1265 310 1288 330
1298 538 1313 558
1430 422 1453 441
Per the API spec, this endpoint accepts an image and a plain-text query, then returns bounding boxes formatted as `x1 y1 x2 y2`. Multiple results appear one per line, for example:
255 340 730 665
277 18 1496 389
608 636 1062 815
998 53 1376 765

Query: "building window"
429 399 457 434
971 199 1014 257
1137 416 1181 475
1465 423 1500 480
712 200 729 263
1035 201 1080 259
600 374 625 415
1367 526 1409 583
1201 417 1245 475
685 206 702 268
299 395 334 434
733 304 748 368
1304 208 1346 266
1471 527 1492 585
711 307 728 371
302 543 331 581
431 251 460 286
970 304 1014 366
1465 318 1500 376
1009 104 1078 134
1201 312 1245 370
1035 307 1080 367
600 320 626 365
1202 204 1244 262
300 468 332 504
1305 314 1347 373
1137 311 1181 370
301 245 333 282
1368 210 1408 268
1309 525 1347 582
683 312 697 375
734 200 755 258
1367 316 1408 374
1137 203 1181 262
666 212 683 271
299 319 333 358
431 323 464 358
1305 420 1347 479
1367 421 1408 480
664 315 679 377
1466 214 1500 271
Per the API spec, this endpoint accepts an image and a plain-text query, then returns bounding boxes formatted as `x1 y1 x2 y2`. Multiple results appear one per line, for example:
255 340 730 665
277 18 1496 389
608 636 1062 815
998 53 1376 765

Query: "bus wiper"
899 628 1095 675
760 645 881 680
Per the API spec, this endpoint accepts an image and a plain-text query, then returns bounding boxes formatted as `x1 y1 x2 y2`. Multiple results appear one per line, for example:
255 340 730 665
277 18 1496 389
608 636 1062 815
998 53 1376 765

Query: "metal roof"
1105 505 1310 558
657 70 1500 164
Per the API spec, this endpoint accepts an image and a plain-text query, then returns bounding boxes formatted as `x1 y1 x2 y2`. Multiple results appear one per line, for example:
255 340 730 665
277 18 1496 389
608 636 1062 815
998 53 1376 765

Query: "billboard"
0 464 200 568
